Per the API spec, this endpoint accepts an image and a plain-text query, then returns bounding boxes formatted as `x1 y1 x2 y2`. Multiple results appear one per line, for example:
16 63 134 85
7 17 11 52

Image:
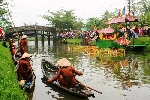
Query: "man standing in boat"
20 34 28 55
46 58 83 88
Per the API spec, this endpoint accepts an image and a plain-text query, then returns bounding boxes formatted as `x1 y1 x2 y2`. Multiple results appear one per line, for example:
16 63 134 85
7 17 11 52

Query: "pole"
6 3 20 43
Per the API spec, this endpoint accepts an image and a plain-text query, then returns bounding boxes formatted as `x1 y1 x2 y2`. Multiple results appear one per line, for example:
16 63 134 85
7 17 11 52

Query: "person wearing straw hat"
9 38 15 49
20 34 28 55
17 52 32 80
46 58 83 88
11 43 17 56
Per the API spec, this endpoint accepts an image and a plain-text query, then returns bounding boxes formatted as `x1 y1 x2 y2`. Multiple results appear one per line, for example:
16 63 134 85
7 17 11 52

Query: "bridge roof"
6 25 55 33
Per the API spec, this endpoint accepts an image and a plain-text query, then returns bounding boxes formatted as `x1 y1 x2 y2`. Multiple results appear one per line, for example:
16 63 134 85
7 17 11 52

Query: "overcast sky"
7 0 128 27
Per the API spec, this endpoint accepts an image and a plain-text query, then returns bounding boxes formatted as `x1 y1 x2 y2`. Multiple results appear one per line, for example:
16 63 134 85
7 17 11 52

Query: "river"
25 41 150 100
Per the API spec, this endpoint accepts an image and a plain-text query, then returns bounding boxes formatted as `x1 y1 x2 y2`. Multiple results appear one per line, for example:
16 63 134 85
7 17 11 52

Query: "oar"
78 82 102 94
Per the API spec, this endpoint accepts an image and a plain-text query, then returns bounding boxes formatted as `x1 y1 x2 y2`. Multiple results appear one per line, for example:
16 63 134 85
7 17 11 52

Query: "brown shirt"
51 66 83 88
18 59 32 73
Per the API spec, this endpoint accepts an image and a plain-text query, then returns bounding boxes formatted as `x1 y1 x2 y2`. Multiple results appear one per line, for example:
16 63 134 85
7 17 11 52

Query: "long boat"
15 63 36 90
13 48 22 64
41 59 95 98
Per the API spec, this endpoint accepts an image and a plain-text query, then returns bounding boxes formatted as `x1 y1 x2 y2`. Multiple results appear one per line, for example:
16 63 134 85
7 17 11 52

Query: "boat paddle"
78 82 102 94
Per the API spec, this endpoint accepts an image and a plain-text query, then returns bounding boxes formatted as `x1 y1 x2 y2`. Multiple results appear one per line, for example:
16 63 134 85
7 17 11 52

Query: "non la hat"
57 58 71 66
22 35 27 39
21 52 31 59
13 43 16 46
19 80 25 85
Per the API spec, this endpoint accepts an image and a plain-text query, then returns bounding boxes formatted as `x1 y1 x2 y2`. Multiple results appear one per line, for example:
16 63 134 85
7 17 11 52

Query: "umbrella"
114 37 130 46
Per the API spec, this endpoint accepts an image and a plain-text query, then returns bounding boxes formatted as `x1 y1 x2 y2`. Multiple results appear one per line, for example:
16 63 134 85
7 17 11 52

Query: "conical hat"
13 43 16 46
21 52 31 59
57 58 71 66
19 80 25 85
22 35 27 39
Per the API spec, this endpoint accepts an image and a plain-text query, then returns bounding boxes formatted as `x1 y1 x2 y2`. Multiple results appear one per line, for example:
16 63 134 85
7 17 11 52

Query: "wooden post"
35 31 38 49
52 28 57 44
41 31 44 46
48 31 50 46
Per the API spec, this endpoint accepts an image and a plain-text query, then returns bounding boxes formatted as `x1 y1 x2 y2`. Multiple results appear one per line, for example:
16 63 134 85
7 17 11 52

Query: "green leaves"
42 9 83 31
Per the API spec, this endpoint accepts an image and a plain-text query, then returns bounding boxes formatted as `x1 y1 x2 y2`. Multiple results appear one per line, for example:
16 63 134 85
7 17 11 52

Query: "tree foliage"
0 0 11 29
42 9 83 31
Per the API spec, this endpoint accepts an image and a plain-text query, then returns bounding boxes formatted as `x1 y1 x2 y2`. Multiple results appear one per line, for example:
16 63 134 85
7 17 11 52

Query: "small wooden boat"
126 45 146 51
16 64 36 90
13 48 22 63
41 59 95 98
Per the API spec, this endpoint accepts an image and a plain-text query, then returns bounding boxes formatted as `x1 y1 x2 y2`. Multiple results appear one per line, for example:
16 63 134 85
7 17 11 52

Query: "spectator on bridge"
20 35 28 55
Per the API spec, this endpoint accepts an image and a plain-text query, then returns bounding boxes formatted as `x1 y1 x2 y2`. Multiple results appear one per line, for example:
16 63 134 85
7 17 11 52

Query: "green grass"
67 38 82 44
0 42 27 100
130 36 150 51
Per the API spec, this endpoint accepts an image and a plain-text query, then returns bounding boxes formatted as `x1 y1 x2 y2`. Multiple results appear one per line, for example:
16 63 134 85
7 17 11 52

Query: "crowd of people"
57 30 99 45
118 25 150 40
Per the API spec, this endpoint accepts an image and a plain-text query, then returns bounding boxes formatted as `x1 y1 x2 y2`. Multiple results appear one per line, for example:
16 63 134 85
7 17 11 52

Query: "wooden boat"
41 59 95 98
16 63 36 90
13 48 22 63
126 45 146 51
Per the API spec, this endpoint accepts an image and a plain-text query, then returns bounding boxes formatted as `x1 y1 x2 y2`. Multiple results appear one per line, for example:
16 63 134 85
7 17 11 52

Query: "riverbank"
0 42 27 100
67 37 150 51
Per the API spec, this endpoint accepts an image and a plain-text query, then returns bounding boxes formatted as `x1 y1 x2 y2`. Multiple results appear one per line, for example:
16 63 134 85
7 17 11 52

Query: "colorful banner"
122 6 125 15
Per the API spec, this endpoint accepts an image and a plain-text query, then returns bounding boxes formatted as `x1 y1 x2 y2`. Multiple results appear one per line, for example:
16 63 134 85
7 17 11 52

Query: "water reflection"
26 41 150 100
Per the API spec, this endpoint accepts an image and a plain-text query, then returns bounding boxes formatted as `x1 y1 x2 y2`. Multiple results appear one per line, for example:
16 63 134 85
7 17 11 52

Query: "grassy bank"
0 42 27 100
130 36 150 51
67 37 150 51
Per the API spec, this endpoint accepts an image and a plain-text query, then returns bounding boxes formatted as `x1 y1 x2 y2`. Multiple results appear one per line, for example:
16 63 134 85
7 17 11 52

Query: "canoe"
13 48 22 63
16 63 36 90
41 59 95 98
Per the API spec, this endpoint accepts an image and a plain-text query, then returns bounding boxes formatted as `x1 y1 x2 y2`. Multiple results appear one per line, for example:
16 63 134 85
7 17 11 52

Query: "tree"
138 0 150 25
85 17 103 30
0 0 12 30
42 9 83 31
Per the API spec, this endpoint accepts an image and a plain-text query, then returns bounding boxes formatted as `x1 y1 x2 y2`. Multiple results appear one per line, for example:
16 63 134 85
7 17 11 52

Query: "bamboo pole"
6 3 20 42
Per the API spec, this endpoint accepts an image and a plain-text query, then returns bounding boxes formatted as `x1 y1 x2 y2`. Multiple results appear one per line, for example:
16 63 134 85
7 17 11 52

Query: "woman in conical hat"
46 58 83 88
17 52 32 80
11 43 17 56
20 35 28 55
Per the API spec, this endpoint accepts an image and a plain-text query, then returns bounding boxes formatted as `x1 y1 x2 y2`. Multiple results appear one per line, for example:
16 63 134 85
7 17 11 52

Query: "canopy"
98 27 114 34
107 14 139 24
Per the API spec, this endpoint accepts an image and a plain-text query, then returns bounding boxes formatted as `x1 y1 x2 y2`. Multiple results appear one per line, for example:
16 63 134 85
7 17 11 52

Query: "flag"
122 6 125 15
115 9 119 16
118 8 123 16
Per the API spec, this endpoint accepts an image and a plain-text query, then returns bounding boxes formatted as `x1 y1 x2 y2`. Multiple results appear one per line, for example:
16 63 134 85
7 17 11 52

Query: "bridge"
5 25 57 46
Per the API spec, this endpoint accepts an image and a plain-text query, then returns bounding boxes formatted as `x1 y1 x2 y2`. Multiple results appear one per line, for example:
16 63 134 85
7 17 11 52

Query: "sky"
7 0 128 27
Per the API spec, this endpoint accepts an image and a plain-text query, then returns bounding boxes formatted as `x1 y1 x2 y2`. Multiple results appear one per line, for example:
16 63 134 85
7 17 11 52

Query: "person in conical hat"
11 43 17 56
20 35 28 55
22 34 27 39
46 58 84 88
17 52 32 80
